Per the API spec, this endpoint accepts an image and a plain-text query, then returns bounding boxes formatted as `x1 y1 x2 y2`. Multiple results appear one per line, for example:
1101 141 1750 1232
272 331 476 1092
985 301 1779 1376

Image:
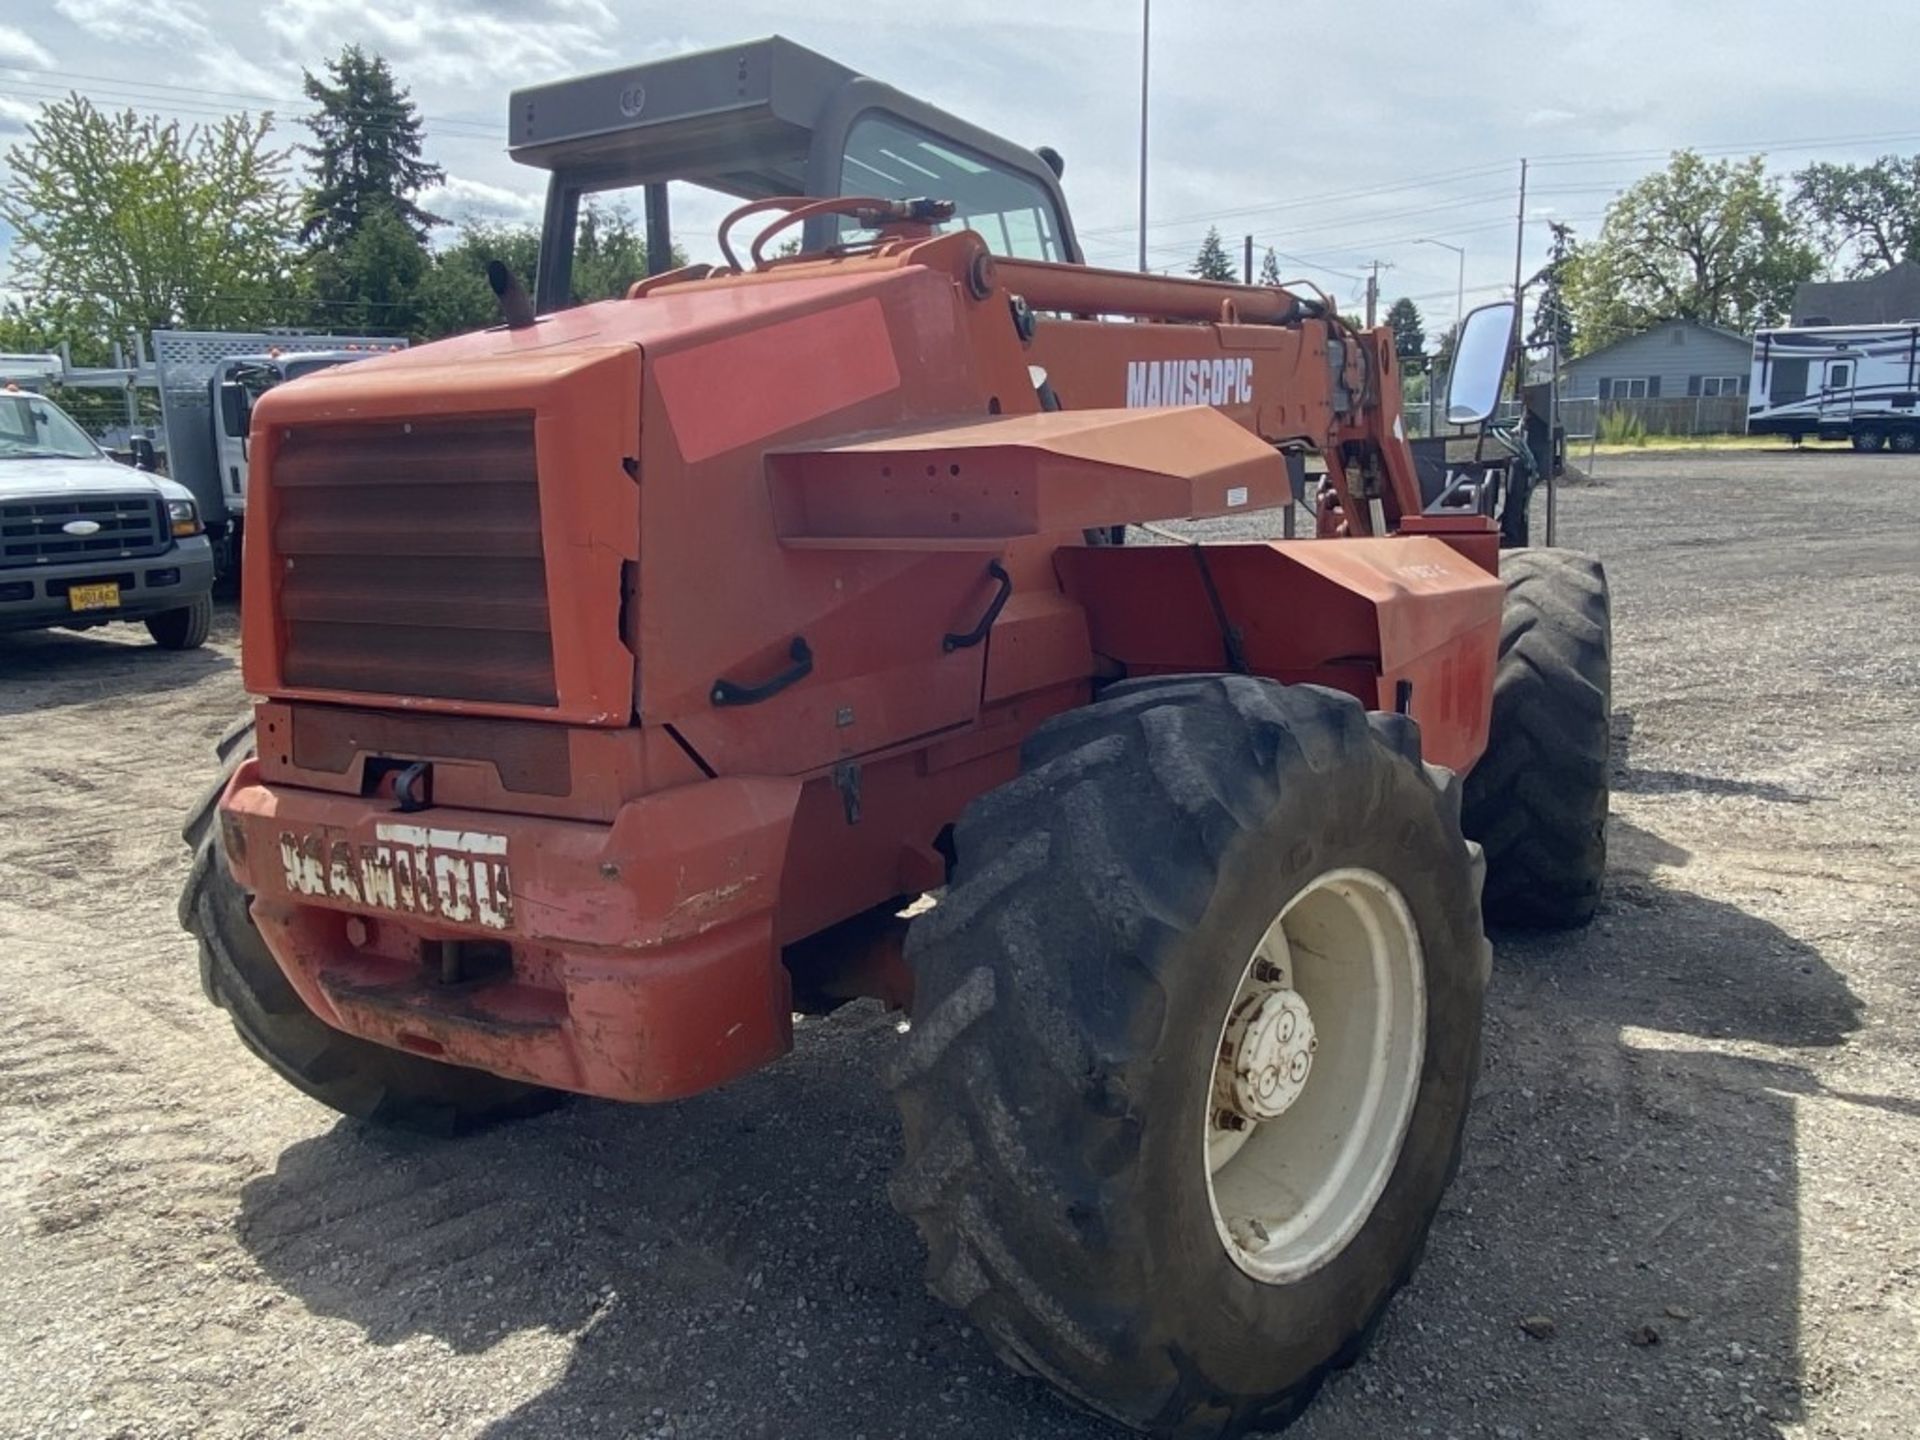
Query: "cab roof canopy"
507 35 1078 306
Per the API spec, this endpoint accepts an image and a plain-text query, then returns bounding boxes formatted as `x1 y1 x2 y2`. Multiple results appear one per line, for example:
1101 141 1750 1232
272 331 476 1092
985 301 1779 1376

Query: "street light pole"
1414 237 1466 335
1137 0 1150 273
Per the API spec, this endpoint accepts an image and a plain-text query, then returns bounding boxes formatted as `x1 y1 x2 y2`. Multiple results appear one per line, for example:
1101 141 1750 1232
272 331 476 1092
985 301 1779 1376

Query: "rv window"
838 113 1064 262
1829 362 1852 389
1769 358 1808 403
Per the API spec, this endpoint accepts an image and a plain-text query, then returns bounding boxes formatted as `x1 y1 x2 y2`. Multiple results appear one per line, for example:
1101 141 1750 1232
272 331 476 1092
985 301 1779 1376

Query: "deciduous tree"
1564 151 1817 351
1793 155 1920 277
0 95 299 338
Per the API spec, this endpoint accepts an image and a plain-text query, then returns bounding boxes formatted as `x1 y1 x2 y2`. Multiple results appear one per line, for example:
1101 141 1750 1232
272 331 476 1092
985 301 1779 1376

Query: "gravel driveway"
0 449 1914 1439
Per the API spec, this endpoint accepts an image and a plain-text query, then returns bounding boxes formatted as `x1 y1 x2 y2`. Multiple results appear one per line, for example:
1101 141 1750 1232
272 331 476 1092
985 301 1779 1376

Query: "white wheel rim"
1204 868 1426 1284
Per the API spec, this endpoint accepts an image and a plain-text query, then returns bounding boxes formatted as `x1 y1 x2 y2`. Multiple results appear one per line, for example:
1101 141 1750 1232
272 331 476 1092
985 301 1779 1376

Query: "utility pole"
1243 234 1253 285
1509 158 1529 407
1137 0 1151 273
1363 260 1391 327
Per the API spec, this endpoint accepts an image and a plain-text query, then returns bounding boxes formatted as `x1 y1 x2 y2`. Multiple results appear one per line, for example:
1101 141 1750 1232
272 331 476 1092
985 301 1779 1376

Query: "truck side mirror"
129 436 158 472
1445 300 1518 426
217 380 252 438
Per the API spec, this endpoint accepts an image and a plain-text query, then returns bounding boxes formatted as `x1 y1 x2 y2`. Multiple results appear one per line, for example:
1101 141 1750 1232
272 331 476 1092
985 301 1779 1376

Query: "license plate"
67 581 121 612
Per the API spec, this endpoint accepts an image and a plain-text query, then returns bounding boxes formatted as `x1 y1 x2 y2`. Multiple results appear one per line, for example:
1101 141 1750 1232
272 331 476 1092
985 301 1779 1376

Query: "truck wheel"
1853 427 1887 453
888 677 1489 1437
1461 548 1611 929
179 721 563 1135
1891 426 1920 454
146 593 213 650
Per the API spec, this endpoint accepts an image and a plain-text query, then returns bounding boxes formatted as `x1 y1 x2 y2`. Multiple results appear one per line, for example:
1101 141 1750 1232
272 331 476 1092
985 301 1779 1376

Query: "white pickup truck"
0 388 215 648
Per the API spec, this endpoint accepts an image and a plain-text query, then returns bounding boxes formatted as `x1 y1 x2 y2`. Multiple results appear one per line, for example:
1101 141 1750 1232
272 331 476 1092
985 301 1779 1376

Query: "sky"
5 0 1920 336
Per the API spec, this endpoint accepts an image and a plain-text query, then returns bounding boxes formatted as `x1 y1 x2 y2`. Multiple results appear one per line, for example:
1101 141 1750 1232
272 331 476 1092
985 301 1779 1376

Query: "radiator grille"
275 414 556 706
1 493 167 569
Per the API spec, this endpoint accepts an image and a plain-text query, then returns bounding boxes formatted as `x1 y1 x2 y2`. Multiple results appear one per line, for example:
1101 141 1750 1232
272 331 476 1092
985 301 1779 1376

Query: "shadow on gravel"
230 816 1863 1440
1612 711 1818 805
1381 814 1862 1440
0 618 234 716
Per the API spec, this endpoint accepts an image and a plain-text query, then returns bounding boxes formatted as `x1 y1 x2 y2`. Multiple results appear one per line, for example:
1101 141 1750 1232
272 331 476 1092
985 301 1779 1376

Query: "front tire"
179 721 563 1134
146 593 212 650
1461 548 1612 928
888 677 1489 1437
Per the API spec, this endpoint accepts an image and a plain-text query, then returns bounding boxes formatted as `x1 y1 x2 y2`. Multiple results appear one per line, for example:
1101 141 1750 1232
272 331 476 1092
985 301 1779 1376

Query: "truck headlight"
167 499 202 537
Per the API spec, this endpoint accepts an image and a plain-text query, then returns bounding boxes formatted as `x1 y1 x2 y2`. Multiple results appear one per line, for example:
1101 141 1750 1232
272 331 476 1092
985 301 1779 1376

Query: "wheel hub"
1203 869 1426 1284
1222 987 1317 1122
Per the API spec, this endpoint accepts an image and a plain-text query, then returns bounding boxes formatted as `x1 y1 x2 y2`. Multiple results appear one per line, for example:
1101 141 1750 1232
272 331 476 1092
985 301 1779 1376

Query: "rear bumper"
219 761 803 1101
0 535 214 632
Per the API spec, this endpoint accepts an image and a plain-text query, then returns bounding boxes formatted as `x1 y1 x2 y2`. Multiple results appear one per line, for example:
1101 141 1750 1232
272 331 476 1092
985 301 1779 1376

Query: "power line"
0 63 498 137
1074 159 1521 241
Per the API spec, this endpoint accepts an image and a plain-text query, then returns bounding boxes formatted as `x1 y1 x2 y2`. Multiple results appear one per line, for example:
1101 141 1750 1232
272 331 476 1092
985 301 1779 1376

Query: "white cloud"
425 175 545 225
0 97 39 134
261 0 616 87
52 0 209 46
0 25 55 67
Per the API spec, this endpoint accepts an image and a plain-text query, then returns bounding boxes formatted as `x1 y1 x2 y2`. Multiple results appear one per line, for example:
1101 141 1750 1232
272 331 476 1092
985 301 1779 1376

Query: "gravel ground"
0 449 1915 1439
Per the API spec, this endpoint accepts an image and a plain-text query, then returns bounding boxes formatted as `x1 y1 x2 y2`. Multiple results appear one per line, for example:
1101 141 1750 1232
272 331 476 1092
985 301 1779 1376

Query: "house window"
1607 377 1649 399
1700 376 1743 396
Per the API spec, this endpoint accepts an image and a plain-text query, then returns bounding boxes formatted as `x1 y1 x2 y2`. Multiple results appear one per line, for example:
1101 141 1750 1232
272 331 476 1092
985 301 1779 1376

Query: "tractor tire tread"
889 674 1482 1437
1462 548 1612 929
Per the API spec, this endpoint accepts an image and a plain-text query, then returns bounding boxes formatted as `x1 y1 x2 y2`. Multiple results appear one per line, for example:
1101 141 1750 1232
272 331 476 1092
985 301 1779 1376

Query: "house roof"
1792 259 1920 325
1563 317 1751 368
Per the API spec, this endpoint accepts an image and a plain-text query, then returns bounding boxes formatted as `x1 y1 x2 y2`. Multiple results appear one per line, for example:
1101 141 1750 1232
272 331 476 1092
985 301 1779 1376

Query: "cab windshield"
0 394 99 459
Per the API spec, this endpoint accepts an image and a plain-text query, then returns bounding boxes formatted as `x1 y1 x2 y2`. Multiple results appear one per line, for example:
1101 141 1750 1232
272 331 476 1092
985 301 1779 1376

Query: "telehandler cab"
181 36 1611 1435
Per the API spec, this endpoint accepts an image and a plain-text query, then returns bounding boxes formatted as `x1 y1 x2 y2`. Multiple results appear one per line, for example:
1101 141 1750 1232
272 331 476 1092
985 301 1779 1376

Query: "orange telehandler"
180 37 1611 1436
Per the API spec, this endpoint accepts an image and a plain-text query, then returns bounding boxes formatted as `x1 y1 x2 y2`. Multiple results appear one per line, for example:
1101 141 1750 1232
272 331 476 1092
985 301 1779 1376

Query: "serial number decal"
278 823 514 931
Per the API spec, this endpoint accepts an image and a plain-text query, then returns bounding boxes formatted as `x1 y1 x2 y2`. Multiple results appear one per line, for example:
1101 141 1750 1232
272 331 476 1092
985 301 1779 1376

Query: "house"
1791 259 1920 326
1560 318 1752 402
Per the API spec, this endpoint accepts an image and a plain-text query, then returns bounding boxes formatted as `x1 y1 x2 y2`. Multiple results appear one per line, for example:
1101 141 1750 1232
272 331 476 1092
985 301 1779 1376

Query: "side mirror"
129 436 158 472
217 380 252 438
1445 300 1518 426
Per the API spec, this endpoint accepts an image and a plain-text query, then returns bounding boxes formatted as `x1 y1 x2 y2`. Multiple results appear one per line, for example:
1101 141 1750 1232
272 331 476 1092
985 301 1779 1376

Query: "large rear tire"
888 677 1489 1437
179 720 563 1134
1461 548 1612 929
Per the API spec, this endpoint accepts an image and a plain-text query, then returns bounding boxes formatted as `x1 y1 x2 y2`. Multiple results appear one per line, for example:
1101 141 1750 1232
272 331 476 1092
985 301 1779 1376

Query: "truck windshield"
0 394 99 459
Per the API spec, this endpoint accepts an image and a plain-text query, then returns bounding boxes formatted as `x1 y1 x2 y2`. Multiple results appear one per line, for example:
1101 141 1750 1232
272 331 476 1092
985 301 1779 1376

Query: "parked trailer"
1748 322 1920 450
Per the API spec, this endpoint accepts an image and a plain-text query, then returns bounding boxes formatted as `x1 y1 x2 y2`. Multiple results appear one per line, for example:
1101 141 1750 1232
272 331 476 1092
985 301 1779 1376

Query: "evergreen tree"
299 46 443 249
1385 297 1426 361
1190 227 1236 282
1527 221 1577 355
1258 247 1282 286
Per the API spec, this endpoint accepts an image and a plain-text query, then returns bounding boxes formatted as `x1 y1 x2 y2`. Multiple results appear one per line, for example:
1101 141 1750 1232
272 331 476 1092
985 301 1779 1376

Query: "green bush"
1598 408 1649 446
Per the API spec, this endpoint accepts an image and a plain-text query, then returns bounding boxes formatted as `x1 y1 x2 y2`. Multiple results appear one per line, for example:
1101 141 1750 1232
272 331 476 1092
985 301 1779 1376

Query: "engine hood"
0 454 193 504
